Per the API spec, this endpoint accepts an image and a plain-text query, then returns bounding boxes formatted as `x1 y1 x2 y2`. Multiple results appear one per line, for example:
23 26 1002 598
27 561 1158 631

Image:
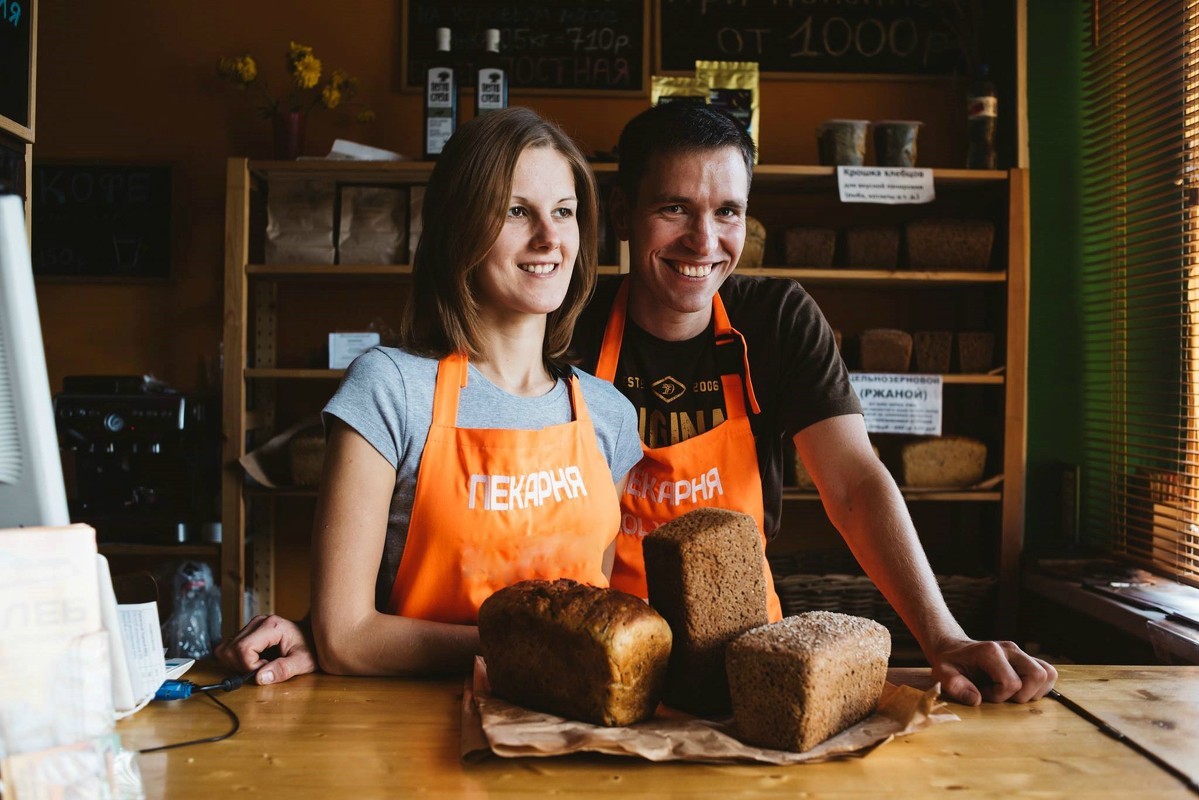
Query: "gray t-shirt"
322 346 643 612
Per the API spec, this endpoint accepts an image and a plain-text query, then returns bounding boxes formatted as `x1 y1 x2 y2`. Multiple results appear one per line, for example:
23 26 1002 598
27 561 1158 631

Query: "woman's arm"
310 419 480 677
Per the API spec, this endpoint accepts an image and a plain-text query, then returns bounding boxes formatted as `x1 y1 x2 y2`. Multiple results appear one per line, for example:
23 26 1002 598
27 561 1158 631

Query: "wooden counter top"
116 665 1199 798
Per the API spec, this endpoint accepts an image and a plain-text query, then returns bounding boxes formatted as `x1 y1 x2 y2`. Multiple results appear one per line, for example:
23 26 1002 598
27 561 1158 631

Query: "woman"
297 108 641 677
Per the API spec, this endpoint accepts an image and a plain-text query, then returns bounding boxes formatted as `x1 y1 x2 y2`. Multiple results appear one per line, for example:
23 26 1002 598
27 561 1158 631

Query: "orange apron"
595 280 783 622
388 352 619 624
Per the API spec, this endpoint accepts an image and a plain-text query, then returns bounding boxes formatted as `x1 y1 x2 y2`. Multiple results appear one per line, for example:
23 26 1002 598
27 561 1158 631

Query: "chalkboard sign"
656 0 971 77
31 164 173 280
403 0 648 95
0 0 34 139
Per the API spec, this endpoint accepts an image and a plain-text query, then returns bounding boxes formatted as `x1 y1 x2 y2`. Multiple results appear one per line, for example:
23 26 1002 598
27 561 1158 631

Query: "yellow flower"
236 55 257 83
218 42 370 122
288 41 313 62
217 55 257 85
292 54 322 89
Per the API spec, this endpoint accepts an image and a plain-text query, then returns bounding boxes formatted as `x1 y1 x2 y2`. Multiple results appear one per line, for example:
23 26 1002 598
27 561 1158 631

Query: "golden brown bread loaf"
643 508 769 716
736 215 767 269
901 435 987 487
727 611 890 752
477 579 672 727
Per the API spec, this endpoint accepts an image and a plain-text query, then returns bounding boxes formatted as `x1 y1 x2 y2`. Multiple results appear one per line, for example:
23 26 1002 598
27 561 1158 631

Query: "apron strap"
432 352 469 428
596 278 760 416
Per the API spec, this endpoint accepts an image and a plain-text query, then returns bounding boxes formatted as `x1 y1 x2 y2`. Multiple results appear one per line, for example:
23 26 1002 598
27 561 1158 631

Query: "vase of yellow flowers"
218 42 373 160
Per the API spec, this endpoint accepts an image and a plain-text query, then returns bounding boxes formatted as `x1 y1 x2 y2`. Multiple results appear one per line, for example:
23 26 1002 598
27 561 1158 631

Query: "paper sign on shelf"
849 373 942 435
837 167 935 205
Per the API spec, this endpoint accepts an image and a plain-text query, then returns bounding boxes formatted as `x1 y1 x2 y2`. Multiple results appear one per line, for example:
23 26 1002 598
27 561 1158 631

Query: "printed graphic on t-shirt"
621 329 728 448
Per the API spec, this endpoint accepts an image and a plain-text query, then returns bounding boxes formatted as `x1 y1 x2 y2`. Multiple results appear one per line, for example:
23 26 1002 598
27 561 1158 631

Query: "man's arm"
794 413 1057 705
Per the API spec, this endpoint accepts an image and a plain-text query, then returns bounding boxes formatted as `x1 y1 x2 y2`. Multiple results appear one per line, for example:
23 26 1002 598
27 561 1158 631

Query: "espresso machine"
54 375 219 544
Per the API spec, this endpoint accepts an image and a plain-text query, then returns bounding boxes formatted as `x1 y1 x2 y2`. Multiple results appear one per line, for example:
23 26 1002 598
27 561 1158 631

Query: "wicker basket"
773 573 996 642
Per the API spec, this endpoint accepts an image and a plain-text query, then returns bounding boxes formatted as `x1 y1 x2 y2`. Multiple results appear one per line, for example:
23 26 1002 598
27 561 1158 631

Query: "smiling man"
571 102 1057 707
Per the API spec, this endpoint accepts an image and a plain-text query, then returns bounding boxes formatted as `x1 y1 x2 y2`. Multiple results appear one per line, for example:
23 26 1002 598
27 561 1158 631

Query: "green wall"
1024 2 1085 552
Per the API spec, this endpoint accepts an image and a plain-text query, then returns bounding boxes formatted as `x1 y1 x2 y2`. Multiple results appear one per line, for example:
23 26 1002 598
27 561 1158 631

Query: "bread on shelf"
904 218 995 269
288 429 326 487
726 611 890 752
913 330 953 374
845 225 900 269
956 331 996 373
901 435 987 488
737 215 767 269
783 226 836 267
643 508 769 716
478 579 672 727
859 328 913 373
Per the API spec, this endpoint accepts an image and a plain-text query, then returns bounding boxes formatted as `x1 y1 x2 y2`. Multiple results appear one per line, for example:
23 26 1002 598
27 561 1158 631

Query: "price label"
837 167 935 205
849 373 942 435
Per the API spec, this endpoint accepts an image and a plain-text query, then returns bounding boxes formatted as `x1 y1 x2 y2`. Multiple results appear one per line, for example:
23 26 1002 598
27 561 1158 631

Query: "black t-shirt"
571 273 862 539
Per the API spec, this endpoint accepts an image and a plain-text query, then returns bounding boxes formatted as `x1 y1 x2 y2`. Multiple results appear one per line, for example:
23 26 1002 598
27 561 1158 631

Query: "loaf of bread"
904 219 995 269
859 328 913 372
956 331 995 373
477 579 672 726
643 508 769 716
288 429 326 487
727 611 890 752
845 226 899 269
913 330 953 374
783 227 836 267
901 435 987 488
737 215 767 269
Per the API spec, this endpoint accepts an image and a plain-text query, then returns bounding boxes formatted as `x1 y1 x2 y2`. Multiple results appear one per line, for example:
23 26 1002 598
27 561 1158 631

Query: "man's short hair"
617 103 756 201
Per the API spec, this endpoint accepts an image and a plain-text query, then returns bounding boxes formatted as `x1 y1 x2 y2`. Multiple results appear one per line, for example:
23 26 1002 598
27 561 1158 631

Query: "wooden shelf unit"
766 169 1029 636
222 159 1029 638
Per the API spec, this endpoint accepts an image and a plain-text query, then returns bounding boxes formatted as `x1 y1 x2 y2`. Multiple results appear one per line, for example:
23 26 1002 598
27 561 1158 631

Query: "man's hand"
214 614 317 685
930 638 1058 706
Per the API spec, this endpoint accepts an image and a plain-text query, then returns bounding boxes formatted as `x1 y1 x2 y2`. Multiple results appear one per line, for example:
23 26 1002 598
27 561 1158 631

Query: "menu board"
656 0 970 77
403 0 648 94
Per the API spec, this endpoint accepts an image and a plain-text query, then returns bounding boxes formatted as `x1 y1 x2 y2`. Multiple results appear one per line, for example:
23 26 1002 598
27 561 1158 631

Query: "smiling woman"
242 107 647 679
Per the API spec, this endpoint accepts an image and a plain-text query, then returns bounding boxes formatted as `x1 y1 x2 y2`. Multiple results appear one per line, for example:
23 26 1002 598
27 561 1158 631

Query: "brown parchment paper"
238 417 322 489
461 657 957 765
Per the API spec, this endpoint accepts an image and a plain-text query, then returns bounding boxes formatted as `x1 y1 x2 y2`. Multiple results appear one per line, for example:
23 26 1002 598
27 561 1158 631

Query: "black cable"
136 689 240 754
135 670 255 754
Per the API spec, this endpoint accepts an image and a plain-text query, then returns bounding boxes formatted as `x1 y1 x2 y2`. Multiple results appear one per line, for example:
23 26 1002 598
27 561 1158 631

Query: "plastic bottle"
475 29 508 116
424 28 458 160
966 63 997 170
163 561 219 659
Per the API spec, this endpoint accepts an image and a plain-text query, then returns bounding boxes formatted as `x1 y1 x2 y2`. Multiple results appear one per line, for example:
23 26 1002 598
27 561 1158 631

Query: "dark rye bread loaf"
727 611 890 752
478 579 672 727
643 508 769 716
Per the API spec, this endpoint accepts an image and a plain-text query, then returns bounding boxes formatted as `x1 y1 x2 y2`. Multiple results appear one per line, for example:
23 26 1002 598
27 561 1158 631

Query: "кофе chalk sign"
656 0 971 78
403 0 649 95
31 163 173 280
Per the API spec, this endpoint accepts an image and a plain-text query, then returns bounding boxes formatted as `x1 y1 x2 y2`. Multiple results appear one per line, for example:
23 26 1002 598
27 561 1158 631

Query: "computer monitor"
0 194 69 526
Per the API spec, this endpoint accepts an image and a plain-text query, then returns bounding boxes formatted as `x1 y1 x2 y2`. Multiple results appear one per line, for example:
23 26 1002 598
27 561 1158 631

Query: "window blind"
1080 0 1199 582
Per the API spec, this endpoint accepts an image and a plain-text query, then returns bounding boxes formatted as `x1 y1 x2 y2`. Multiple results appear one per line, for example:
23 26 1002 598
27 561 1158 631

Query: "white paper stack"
0 524 118 795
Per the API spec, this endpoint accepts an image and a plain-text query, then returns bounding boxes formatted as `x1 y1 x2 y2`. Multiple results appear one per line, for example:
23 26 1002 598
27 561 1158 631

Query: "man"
219 103 1056 705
